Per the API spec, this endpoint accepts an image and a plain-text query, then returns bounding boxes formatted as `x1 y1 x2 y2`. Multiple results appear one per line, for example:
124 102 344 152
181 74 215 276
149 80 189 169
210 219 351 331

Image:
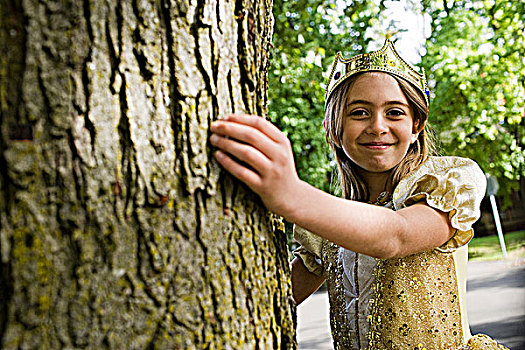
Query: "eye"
387 109 406 118
348 109 369 119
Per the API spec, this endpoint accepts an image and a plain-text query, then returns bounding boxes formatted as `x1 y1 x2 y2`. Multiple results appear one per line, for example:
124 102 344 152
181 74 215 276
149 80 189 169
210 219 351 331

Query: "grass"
468 230 525 261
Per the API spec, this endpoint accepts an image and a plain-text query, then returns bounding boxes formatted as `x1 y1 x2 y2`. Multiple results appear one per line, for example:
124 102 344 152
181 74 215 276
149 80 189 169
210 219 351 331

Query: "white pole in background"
486 174 507 259
489 194 508 259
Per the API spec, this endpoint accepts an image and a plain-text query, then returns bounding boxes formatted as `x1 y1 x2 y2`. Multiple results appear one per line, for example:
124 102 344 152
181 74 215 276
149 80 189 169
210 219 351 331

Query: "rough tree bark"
0 0 295 349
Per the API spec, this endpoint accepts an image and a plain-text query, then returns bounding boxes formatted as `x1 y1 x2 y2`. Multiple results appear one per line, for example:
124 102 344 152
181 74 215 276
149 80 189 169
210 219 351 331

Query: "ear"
411 120 426 144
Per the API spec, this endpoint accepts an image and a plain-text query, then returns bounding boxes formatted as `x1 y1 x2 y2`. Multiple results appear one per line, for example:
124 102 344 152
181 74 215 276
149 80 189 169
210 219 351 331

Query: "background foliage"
421 0 524 205
269 0 386 194
268 0 524 205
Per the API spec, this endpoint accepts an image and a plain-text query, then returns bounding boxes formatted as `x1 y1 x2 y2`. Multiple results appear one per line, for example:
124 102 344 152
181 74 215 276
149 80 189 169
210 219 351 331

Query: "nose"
367 113 388 135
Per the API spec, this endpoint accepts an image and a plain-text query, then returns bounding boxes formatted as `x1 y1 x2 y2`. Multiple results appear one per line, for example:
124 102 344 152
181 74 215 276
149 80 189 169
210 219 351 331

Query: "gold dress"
294 157 509 350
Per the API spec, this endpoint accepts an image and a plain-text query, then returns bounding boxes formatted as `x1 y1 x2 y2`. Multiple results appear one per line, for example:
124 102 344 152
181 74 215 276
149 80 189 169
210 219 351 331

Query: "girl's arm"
291 257 326 305
210 114 454 259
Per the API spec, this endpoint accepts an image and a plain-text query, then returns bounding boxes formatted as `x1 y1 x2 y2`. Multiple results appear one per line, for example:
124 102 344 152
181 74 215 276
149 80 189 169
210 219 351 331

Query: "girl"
210 39 508 350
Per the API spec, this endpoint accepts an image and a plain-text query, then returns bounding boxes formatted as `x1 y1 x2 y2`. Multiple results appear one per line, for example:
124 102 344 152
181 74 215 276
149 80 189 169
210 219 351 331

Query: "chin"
357 162 396 174
365 159 398 171
367 167 395 174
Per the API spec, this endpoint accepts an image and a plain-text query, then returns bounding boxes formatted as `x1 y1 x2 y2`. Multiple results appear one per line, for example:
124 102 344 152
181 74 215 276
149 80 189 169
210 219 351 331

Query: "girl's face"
341 73 419 175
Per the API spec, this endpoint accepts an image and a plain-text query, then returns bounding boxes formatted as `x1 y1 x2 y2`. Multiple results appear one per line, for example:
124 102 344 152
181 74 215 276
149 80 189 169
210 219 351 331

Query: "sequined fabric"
323 242 355 349
293 157 508 349
367 251 463 349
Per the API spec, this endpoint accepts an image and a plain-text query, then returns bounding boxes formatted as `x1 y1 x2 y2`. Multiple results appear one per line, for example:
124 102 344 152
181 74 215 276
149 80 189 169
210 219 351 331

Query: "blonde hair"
323 72 435 201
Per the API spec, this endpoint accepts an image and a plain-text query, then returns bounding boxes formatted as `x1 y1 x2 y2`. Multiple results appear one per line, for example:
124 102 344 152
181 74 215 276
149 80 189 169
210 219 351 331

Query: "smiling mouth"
359 142 394 150
360 142 393 147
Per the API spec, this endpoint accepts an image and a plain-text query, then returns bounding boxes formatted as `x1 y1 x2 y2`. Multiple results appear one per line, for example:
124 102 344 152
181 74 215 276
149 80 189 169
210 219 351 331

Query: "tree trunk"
0 0 295 348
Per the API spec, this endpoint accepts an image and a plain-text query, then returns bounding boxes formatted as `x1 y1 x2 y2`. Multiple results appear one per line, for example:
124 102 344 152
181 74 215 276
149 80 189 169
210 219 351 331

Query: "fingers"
214 114 285 143
210 122 278 161
210 133 272 174
210 114 300 216
210 114 296 197
214 150 262 190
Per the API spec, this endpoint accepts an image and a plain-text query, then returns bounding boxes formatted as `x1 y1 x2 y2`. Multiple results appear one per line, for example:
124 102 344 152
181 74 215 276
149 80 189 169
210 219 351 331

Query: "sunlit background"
269 0 524 241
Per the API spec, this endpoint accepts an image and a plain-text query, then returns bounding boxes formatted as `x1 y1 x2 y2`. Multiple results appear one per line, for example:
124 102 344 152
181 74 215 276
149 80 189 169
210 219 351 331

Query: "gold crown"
325 39 430 106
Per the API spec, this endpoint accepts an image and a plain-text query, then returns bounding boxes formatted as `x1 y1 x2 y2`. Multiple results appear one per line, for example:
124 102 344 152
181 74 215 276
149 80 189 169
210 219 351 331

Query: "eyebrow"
346 100 410 108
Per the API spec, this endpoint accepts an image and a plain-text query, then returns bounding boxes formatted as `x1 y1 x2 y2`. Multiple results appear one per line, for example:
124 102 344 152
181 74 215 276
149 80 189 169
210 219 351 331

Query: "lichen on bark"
0 0 295 349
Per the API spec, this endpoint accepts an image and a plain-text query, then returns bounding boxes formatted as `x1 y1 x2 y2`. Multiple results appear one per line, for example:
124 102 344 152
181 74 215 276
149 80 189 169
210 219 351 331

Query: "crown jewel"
325 39 430 106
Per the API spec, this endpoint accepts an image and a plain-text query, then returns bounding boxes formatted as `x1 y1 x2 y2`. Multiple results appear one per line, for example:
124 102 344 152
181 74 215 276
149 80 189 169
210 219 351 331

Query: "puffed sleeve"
293 225 326 277
467 334 510 349
393 156 486 253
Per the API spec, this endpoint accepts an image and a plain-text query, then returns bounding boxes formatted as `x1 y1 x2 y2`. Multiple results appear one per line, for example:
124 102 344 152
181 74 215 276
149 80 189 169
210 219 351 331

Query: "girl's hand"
210 114 302 217
210 115 456 260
